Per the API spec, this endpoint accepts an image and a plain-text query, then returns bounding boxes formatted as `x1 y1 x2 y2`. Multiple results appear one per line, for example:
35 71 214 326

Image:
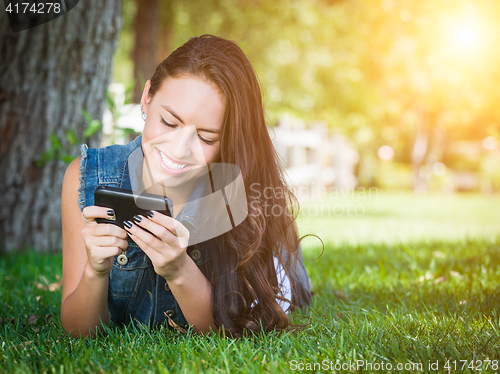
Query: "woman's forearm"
167 256 217 334
60 262 110 338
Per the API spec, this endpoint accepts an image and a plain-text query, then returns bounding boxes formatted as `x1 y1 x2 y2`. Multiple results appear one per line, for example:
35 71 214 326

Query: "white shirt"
250 257 292 313
274 256 292 313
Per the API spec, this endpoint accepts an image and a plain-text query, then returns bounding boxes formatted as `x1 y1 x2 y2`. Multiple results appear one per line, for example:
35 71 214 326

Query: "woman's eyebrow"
160 104 220 134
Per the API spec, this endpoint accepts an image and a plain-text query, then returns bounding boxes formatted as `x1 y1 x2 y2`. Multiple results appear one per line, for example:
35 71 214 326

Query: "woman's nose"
169 125 197 160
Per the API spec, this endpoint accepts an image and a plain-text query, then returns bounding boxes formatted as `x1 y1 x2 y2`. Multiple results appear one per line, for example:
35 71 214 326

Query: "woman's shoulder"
62 155 82 209
64 155 81 182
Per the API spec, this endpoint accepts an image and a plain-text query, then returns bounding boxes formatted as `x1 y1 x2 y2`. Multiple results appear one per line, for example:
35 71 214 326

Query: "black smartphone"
94 186 172 231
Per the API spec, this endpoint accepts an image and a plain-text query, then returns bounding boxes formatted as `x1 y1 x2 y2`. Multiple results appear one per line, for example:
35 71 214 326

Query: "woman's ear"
140 80 152 110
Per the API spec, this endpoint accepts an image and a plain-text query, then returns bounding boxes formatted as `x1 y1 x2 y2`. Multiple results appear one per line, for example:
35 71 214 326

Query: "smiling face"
140 75 225 190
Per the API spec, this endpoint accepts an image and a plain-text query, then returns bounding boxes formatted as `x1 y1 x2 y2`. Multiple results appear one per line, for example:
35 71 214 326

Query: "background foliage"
113 0 500 191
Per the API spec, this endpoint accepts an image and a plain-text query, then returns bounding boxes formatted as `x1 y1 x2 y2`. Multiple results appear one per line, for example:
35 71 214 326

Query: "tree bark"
132 0 160 103
155 0 174 65
0 1 122 252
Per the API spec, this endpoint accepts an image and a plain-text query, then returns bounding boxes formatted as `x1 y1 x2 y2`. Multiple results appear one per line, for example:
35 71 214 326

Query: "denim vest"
78 135 312 330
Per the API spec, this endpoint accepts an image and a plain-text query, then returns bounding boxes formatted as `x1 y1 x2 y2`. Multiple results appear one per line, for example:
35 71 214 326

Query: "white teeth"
159 150 189 170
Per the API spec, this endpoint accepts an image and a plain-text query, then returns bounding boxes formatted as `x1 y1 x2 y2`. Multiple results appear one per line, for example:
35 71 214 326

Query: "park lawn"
1 192 500 373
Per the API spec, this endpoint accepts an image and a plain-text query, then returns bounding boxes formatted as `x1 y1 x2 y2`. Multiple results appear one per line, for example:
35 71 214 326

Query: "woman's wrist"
163 253 197 287
84 261 110 281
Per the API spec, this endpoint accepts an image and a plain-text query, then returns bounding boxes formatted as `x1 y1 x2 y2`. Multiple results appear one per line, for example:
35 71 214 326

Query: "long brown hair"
147 34 306 337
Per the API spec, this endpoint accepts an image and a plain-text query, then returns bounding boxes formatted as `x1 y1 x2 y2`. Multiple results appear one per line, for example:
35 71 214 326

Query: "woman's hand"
81 206 129 276
123 211 190 282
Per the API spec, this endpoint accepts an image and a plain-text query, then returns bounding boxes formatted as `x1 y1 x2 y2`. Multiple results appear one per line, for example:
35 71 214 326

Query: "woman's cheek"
204 144 221 164
144 121 169 139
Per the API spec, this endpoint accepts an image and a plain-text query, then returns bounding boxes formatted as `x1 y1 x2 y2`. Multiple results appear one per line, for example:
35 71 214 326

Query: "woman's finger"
146 211 179 235
131 215 179 245
83 231 128 251
91 235 128 250
125 231 162 263
144 211 190 245
92 223 128 240
132 215 188 249
123 220 162 247
87 245 124 260
83 206 116 223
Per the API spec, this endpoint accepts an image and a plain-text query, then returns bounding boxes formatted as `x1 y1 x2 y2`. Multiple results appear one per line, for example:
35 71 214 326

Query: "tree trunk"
155 0 174 65
0 1 122 253
132 0 160 103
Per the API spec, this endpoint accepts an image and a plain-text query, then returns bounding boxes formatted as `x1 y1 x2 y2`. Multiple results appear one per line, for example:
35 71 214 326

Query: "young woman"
60 34 312 339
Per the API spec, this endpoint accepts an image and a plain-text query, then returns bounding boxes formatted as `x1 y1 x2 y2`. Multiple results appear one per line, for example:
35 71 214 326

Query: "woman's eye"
198 135 216 145
160 116 215 145
160 117 177 129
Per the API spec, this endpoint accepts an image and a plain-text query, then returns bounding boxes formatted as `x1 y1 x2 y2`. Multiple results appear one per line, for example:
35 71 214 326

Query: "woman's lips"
156 148 196 175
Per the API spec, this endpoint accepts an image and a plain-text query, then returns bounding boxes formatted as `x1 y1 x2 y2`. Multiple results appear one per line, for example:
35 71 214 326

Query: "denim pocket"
109 241 148 298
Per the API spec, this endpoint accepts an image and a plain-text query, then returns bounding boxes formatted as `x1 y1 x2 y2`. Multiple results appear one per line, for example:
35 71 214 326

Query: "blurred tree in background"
113 0 500 190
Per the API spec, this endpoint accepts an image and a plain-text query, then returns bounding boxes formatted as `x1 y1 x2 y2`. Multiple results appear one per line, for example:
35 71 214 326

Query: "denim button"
165 309 175 318
117 253 128 266
190 249 201 261
164 282 170 292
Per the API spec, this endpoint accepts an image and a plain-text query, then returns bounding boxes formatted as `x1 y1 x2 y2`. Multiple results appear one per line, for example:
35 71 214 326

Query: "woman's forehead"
157 75 225 102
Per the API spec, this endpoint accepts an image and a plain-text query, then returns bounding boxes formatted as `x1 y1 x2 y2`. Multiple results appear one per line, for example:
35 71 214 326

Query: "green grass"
1 192 500 373
297 191 500 247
